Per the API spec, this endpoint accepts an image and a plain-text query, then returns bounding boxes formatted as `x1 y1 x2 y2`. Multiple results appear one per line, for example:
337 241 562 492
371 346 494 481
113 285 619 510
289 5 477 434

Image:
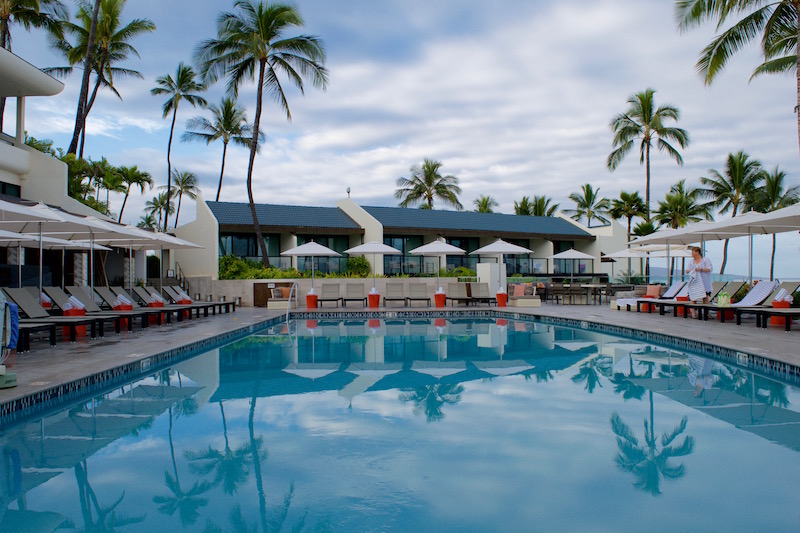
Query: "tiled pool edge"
0 315 285 424
291 309 800 385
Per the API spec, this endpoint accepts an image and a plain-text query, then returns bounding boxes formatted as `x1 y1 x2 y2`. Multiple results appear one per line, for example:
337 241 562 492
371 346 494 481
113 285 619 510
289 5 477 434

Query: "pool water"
2 317 800 532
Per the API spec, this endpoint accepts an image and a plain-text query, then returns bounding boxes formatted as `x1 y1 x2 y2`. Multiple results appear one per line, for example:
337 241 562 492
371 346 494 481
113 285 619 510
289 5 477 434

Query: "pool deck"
1 303 799 417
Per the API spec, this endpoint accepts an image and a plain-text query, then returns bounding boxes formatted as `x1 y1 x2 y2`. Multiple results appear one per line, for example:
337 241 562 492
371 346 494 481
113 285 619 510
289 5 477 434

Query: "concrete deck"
1 303 798 416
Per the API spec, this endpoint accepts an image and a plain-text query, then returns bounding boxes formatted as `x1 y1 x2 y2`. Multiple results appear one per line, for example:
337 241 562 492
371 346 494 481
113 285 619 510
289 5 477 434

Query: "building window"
219 233 279 260
382 235 423 276
0 182 21 198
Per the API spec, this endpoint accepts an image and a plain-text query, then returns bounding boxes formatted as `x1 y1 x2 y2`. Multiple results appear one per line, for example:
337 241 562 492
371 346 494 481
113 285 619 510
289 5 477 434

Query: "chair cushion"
280 287 291 298
646 285 661 297
524 283 535 295
513 284 526 297
272 288 283 299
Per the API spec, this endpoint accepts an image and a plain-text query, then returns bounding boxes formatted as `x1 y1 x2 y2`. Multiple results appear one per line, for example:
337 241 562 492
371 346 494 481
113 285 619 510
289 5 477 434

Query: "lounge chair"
47 286 155 332
684 279 780 321
342 283 367 307
2 287 101 350
615 280 686 311
128 286 189 322
722 280 800 326
469 283 497 305
407 283 431 307
317 283 342 308
446 283 471 307
161 285 233 316
383 283 407 307
717 281 744 302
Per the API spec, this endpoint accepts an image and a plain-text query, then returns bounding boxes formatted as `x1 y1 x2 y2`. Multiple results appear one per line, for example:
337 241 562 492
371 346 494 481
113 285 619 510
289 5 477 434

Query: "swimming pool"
2 317 799 531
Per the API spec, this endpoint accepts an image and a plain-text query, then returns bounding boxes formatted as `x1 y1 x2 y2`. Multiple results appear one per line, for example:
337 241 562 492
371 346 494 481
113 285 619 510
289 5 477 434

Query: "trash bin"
368 293 380 309
306 294 318 309
434 293 446 308
496 292 508 307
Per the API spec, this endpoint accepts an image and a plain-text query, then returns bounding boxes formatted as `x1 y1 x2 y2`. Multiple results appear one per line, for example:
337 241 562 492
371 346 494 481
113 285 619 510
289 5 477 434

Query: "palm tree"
47 0 155 157
196 0 328 266
632 219 658 282
67 0 100 155
182 97 260 201
699 151 764 275
137 213 157 229
750 167 800 280
473 194 498 213
607 88 689 216
395 158 463 210
151 62 206 230
117 165 153 222
145 191 174 231
0 0 67 132
400 383 464 423
655 180 712 282
571 355 613 394
101 165 125 213
610 392 694 496
531 194 559 216
676 0 800 157
166 169 198 228
565 183 611 227
514 195 534 215
610 190 647 277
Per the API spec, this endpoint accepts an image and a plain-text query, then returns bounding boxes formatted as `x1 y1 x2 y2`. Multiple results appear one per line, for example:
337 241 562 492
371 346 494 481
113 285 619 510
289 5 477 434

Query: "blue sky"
6 0 800 278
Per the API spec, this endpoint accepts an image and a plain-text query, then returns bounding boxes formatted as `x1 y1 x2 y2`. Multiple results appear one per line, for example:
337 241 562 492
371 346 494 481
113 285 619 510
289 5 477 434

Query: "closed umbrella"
409 240 466 292
344 241 401 290
281 241 341 292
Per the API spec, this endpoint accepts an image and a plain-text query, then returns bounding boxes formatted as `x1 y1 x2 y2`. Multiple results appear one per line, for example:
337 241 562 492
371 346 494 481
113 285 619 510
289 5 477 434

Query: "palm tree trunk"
78 75 103 158
644 143 651 281
164 107 178 231
68 0 101 155
796 10 800 159
216 142 228 201
0 21 9 133
770 233 776 281
249 384 268 533
720 238 729 275
248 60 271 266
175 191 182 228
119 185 131 221
626 217 632 277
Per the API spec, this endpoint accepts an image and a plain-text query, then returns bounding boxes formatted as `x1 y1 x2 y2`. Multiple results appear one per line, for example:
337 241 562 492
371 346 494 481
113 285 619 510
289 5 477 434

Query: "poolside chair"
761 281 800 307
684 279 780 321
383 282 407 307
407 283 431 307
717 281 744 302
469 283 497 305
160 285 228 316
94 286 126 309
2 287 102 348
48 285 154 332
548 282 564 304
342 283 367 307
615 280 686 311
317 283 342 307
446 283 471 307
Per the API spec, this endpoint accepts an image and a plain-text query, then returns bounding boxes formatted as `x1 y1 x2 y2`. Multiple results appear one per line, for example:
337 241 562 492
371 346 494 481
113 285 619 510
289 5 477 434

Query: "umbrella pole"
667 245 671 285
129 246 133 290
373 253 376 289
38 222 43 297
17 243 21 288
160 245 164 292
90 232 95 293
61 248 65 289
748 229 753 286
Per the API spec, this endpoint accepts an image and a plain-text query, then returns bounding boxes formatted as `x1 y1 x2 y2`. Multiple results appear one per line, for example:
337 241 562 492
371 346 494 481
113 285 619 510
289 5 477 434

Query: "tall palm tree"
610 190 646 275
182 97 260 201
145 191 174 231
750 167 800 280
168 169 198 228
676 0 800 157
633 219 658 282
473 194 498 213
610 392 694 496
68 0 101 155
117 164 153 221
655 180 712 282
152 62 206 230
531 194 559 216
607 88 689 216
514 195 534 215
196 0 328 266
395 158 463 210
0 0 67 132
47 0 155 157
566 183 611 227
101 165 125 213
699 151 764 275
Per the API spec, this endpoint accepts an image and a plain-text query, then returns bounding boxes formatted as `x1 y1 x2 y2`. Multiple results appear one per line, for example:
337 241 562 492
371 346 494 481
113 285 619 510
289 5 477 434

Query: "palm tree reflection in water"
400 383 465 423
571 356 613 394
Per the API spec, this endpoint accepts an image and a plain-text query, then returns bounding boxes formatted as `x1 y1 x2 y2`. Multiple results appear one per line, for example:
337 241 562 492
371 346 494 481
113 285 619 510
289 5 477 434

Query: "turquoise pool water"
2 317 800 531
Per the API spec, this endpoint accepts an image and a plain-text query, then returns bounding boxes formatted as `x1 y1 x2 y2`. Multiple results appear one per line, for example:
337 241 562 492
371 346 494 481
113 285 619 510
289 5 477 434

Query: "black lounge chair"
47 285 156 332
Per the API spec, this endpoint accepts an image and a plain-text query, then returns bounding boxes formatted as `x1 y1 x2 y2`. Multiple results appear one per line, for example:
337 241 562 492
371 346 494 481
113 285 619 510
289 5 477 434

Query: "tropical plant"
47 0 155 156
24 133 56 155
571 355 613 394
137 212 157 229
0 0 67 132
66 0 99 155
676 0 800 157
607 88 689 216
400 383 464 422
609 190 647 278
145 191 174 231
196 0 328 266
610 392 694 496
699 151 764 274
565 183 611 227
182 97 260 201
345 255 371 277
531 194 559 216
395 158 463 210
655 180 712 283
514 195 534 215
167 169 198 228
152 62 206 230
750 167 800 280
101 164 125 212
117 164 153 221
473 194 498 213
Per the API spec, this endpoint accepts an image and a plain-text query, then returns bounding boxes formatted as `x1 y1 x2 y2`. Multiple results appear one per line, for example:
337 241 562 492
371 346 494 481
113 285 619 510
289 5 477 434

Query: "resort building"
174 193 638 284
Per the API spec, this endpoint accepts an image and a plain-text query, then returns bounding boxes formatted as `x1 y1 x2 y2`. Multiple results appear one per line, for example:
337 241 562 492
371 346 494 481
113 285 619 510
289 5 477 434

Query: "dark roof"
208 201 362 232
362 206 593 240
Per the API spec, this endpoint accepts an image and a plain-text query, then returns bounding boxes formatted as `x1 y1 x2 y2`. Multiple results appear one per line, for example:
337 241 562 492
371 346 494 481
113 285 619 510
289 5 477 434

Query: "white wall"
336 198 384 274
174 191 219 279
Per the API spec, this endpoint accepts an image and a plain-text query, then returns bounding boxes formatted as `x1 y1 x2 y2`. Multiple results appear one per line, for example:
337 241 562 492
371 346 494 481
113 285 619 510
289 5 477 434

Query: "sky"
5 0 800 278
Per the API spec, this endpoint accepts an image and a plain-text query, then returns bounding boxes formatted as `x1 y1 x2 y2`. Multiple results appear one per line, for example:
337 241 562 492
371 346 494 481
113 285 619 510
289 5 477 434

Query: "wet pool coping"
2 304 799 424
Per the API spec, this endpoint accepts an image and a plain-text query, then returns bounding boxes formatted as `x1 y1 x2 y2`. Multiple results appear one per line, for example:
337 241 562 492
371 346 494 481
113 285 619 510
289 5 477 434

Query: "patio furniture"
49 285 155 332
317 283 342 308
407 283 431 307
383 282 407 307
469 283 497 305
343 283 367 307
446 283 471 307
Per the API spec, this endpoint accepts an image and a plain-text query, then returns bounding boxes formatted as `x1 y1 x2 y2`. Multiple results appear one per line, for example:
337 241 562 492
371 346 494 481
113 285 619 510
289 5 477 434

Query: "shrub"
218 255 303 280
345 256 372 277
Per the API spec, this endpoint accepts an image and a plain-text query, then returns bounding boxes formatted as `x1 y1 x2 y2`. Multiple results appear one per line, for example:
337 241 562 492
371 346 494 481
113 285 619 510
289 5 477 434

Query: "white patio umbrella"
549 248 595 282
344 241 401 290
471 239 535 292
108 228 203 290
281 241 341 292
409 240 466 292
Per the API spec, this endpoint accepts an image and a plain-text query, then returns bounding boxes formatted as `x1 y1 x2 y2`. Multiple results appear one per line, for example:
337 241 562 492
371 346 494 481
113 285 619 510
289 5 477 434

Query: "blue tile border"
3 307 798 424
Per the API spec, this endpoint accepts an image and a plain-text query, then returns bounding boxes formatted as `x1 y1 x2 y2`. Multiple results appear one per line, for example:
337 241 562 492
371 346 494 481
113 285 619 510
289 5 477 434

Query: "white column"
15 97 24 146
134 250 146 285
74 252 88 287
